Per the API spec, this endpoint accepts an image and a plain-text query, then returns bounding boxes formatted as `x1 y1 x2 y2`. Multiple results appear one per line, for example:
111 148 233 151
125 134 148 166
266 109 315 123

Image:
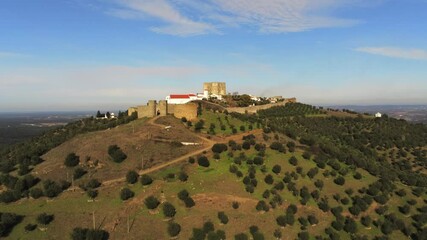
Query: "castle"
128 82 227 120
128 100 198 121
128 81 296 120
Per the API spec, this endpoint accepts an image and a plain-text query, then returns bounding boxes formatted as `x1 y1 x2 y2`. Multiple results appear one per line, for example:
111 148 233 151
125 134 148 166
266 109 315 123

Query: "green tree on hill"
108 145 127 163
120 188 134 201
126 170 139 184
163 202 176 218
64 153 80 167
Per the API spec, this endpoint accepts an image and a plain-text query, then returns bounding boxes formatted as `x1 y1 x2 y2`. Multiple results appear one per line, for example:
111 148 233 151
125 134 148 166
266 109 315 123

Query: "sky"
1 0 427 112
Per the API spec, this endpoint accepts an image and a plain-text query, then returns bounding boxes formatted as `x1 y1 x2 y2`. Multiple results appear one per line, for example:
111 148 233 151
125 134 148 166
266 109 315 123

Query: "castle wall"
158 100 168 116
128 107 137 116
226 98 297 114
133 100 157 118
172 103 198 121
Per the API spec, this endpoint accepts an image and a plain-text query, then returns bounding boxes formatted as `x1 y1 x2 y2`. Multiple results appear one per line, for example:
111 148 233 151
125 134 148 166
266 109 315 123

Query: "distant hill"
327 105 427 123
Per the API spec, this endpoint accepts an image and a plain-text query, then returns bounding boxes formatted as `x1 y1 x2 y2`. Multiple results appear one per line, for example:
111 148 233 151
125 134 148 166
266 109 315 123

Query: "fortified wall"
226 98 297 114
168 103 198 121
128 100 197 121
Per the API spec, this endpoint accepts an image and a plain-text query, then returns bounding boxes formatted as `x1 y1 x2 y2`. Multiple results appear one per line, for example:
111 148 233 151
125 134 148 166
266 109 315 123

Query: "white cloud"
0 51 30 59
209 0 359 32
355 47 427 60
109 0 362 36
112 0 216 36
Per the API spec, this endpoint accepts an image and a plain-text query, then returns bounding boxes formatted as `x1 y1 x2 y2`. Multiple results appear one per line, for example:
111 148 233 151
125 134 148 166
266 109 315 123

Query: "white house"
165 94 198 104
375 112 382 118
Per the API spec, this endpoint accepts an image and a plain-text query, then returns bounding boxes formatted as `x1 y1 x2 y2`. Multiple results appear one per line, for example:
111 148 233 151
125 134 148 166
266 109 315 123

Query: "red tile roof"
169 94 192 99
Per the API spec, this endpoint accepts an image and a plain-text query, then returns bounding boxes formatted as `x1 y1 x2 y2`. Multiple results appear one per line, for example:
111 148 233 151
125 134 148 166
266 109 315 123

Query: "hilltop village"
128 82 297 120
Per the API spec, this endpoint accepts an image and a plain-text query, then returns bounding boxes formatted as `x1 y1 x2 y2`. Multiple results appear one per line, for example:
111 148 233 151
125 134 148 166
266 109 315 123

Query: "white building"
165 94 198 104
375 112 382 118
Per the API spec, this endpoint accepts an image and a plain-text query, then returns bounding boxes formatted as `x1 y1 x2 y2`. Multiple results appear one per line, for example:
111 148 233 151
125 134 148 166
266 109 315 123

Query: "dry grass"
34 117 204 182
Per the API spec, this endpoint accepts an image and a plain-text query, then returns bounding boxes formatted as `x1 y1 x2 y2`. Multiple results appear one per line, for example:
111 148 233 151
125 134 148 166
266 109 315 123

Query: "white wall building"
375 112 382 118
165 94 198 104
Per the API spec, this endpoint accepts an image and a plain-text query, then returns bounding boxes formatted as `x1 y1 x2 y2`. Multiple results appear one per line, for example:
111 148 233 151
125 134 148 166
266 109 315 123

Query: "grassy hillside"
35 116 204 182
0 104 426 240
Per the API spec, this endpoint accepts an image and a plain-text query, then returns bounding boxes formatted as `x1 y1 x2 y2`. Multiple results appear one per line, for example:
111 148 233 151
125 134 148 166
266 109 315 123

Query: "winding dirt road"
101 116 261 188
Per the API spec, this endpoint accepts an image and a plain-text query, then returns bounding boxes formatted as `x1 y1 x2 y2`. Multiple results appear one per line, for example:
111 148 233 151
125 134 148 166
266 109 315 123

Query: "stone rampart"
173 103 198 121
226 98 297 114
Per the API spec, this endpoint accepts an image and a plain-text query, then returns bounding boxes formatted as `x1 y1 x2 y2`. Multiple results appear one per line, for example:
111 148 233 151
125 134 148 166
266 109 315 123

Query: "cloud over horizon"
109 0 361 36
356 47 427 60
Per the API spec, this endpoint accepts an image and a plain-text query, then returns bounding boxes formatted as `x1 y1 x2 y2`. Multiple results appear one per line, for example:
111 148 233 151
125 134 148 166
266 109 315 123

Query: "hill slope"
0 103 426 240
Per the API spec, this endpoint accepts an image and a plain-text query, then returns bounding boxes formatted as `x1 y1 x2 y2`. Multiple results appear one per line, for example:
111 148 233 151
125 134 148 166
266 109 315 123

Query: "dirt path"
100 117 261 188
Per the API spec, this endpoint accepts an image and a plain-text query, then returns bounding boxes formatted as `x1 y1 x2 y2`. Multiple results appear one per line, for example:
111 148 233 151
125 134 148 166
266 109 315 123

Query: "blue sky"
1 0 427 111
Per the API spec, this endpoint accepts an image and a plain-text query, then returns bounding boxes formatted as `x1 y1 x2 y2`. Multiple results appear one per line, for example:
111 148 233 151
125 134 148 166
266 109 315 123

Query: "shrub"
144 195 160 209
163 202 176 218
302 152 311 160
64 153 80 167
298 231 309 240
253 156 264 165
167 222 181 237
334 176 345 186
270 142 285 152
30 188 43 199
73 167 87 180
203 221 215 233
43 180 63 198
242 141 251 150
71 228 109 240
235 233 249 240
256 200 269 212
87 189 98 199
178 172 188 182
399 204 411 215
36 213 54 225
140 174 153 186
86 179 101 189
343 217 358 234
188 157 196 164
287 204 298 215
212 144 228 154
184 197 196 208
0 212 21 236
126 170 139 184
198 156 210 167
120 188 135 201
178 189 189 200
353 172 362 180
289 156 298 166
308 215 318 225
24 223 37 232
264 174 274 185
314 179 324 189
272 165 281 174
276 215 287 227
232 201 240 209
218 211 229 224
361 216 372 227
108 145 127 163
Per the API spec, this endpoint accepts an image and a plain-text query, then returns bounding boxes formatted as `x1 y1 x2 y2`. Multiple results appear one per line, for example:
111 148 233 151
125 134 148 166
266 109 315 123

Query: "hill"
0 103 426 240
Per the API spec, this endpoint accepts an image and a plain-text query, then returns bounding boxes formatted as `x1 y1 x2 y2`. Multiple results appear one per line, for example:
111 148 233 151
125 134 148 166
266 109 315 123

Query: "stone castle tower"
203 82 226 96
